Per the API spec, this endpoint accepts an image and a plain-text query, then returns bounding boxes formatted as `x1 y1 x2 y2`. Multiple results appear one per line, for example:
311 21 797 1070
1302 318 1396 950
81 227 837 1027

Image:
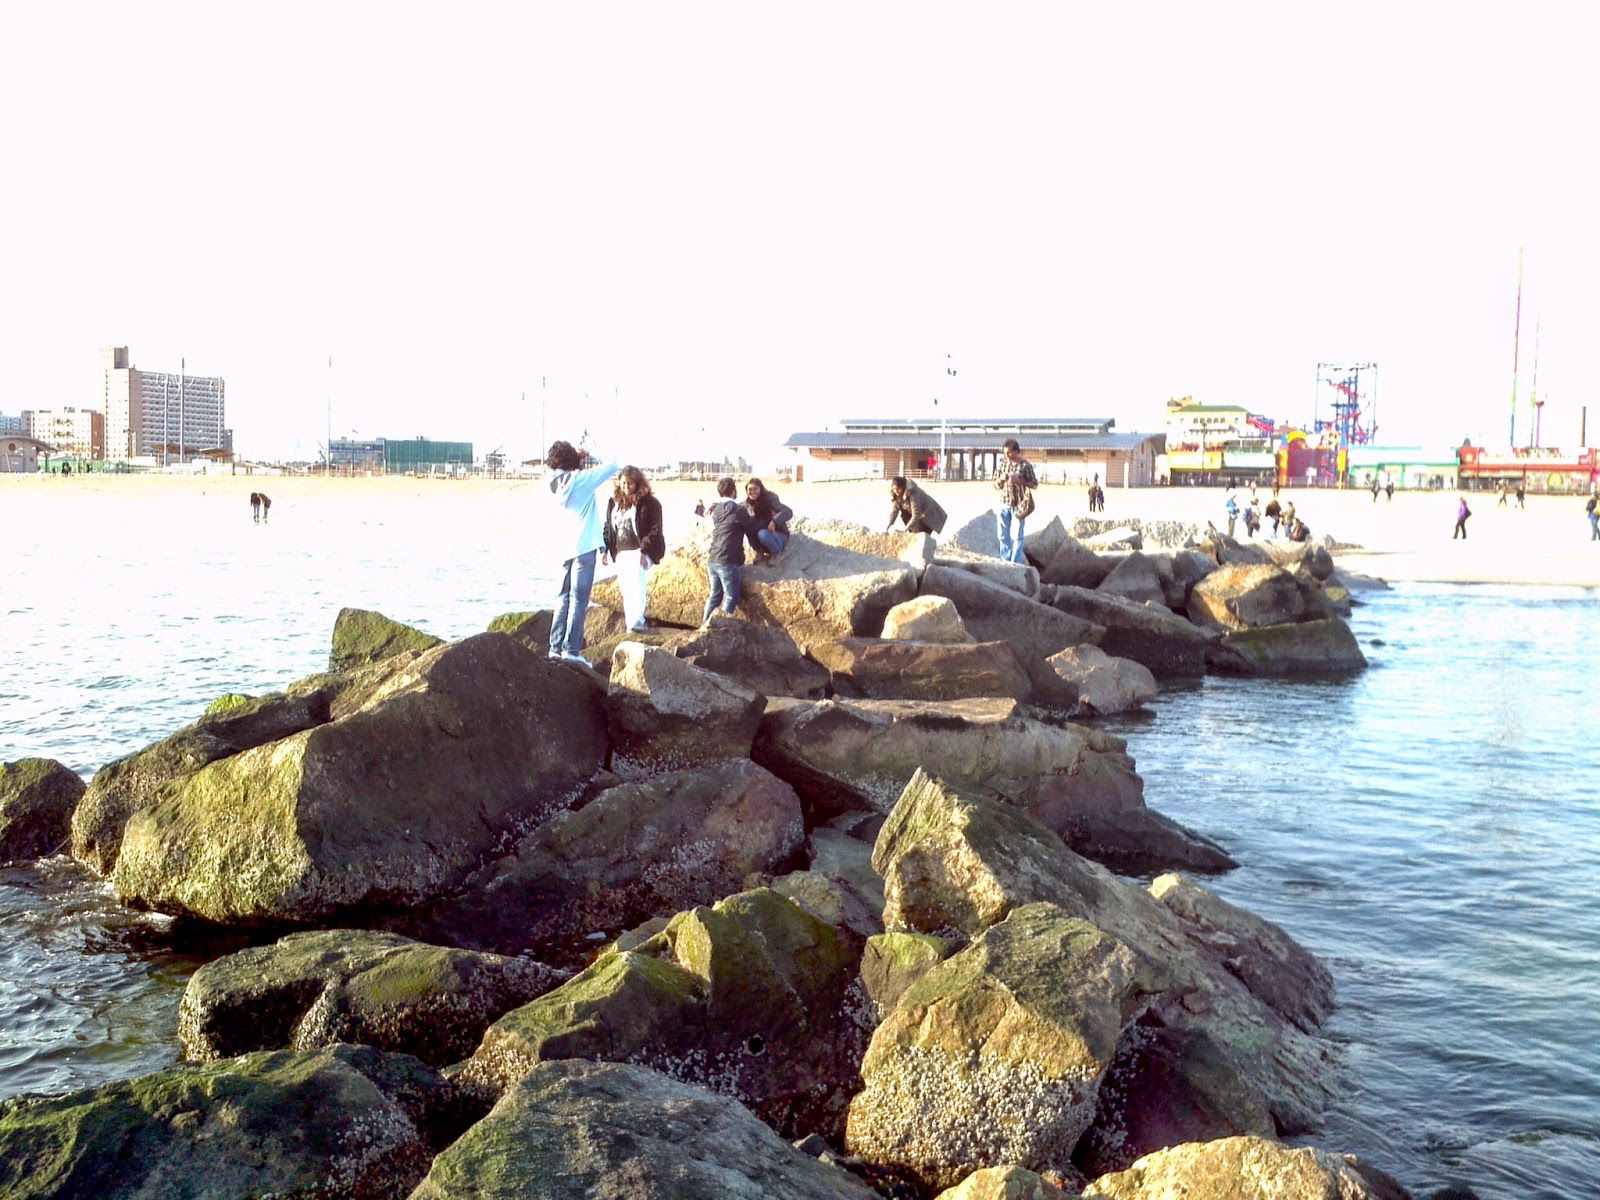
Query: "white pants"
617 548 649 630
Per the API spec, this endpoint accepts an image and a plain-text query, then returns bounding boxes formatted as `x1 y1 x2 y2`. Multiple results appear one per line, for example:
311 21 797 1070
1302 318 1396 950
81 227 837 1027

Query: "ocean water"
1 486 1597 1199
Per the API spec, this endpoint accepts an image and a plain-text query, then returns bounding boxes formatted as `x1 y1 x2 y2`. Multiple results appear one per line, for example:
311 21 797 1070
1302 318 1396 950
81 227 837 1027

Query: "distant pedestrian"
544 439 619 662
1243 498 1261 538
1453 495 1471 540
1497 481 1509 508
1371 478 1380 502
1264 490 1282 538
994 438 1037 563
602 466 665 633
704 477 759 622
250 492 262 522
1515 482 1526 508
1586 492 1598 541
1093 484 1105 512
1385 480 1395 502
886 476 947 534
1224 489 1240 538
258 494 271 522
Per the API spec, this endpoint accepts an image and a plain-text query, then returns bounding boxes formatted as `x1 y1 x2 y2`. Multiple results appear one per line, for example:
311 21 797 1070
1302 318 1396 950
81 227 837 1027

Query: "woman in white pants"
601 466 666 632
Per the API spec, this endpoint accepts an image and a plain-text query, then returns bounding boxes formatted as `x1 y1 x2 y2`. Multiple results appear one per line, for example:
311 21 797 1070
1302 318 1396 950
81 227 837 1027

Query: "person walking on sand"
1453 494 1471 540
1515 481 1526 508
601 466 665 633
1497 481 1509 508
744 477 793 561
886 476 947 535
995 437 1037 563
545 439 618 662
1385 479 1395 502
250 492 262 522
704 476 759 622
1264 490 1282 538
258 493 271 522
1586 491 1599 541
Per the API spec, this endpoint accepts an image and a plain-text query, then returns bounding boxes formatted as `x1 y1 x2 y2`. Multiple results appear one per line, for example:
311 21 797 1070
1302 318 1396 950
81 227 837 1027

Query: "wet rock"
606 643 766 779
1210 618 1368 676
845 902 1161 1190
111 633 609 923
178 929 564 1066
412 1060 881 1200
0 1044 458 1200
328 605 443 672
0 758 83 863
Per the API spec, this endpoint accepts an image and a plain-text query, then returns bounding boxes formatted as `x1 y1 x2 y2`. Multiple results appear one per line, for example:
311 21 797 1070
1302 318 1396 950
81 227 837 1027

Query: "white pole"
179 358 186 465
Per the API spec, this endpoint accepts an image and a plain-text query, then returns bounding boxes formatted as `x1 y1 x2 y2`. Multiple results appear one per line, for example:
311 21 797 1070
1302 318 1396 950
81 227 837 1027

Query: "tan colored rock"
1187 563 1311 631
665 613 830 698
1045 644 1158 716
1081 1135 1388 1199
934 1166 1076 1200
810 637 1034 702
606 642 766 779
1096 552 1165 607
881 594 974 643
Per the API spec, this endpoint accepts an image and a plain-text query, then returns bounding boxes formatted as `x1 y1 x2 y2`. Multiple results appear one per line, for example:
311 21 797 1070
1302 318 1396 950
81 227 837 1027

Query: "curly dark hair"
547 440 582 472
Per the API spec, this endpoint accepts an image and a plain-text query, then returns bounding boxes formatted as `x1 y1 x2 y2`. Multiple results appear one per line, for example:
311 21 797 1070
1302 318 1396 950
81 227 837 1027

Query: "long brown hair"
612 465 651 511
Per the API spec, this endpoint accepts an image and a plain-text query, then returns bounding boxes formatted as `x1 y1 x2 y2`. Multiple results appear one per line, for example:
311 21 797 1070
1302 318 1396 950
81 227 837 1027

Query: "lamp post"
1534 399 1545 449
941 354 957 480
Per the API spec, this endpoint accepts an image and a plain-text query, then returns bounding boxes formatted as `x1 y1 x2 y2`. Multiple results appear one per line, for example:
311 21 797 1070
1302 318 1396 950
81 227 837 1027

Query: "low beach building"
1 434 53 473
784 417 1163 486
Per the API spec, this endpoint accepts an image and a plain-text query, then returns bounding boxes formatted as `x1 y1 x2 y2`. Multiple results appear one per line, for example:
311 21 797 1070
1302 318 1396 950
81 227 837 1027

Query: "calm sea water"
2 486 1596 1199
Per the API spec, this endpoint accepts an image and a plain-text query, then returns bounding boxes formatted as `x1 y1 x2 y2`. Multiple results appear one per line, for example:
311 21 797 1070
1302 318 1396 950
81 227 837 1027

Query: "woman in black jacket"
743 477 793 560
601 466 665 632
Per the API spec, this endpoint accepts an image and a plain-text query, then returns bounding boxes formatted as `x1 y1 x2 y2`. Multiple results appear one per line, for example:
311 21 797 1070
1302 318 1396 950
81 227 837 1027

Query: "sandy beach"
5 472 1597 588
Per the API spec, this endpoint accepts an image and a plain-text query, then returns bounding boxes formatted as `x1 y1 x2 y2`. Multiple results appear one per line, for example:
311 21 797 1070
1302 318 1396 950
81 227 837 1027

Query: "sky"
4 3 1598 468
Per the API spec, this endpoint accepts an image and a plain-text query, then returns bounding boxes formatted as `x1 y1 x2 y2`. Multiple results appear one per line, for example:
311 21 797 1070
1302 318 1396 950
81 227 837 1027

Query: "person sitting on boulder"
886 476 947 535
744 477 793 562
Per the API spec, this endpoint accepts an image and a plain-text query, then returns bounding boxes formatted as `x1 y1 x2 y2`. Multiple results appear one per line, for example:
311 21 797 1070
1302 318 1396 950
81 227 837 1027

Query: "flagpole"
1509 246 1523 448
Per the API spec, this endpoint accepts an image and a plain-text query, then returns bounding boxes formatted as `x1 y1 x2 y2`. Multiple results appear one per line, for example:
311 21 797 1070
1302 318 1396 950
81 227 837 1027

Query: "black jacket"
707 499 759 566
744 489 793 535
602 492 665 563
887 480 947 533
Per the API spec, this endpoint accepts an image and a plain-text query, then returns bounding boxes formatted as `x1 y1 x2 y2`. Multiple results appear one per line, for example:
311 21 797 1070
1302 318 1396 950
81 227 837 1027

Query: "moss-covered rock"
0 1044 459 1200
179 929 565 1066
486 609 552 652
0 758 84 863
859 930 954 1018
1210 617 1368 676
328 605 444 672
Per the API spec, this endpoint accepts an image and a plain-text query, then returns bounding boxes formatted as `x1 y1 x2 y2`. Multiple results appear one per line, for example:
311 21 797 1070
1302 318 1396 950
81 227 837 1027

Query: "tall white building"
101 345 231 461
23 407 104 460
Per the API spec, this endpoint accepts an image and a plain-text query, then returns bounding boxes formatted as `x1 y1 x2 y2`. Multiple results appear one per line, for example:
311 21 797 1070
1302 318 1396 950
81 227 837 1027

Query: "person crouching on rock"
744 477 792 562
705 477 760 623
886 475 947 535
602 466 665 633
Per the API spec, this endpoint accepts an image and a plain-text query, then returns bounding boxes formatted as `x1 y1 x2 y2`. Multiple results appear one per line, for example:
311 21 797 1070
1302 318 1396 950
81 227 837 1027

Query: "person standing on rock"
704 476 759 622
1453 494 1471 540
1264 489 1282 538
994 437 1037 564
886 476 947 535
744 477 793 562
602 466 665 633
545 439 618 662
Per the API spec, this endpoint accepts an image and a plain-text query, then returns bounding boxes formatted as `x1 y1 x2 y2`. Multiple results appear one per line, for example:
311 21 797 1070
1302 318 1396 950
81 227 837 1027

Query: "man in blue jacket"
545 439 618 661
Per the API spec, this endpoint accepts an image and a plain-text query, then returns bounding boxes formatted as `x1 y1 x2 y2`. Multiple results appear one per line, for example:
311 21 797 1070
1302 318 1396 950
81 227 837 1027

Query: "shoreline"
6 472 1597 588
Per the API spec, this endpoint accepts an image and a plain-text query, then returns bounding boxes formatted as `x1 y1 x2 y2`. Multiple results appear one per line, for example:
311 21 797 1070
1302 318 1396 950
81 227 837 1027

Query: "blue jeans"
703 563 742 622
549 549 597 657
755 528 787 556
996 507 1027 563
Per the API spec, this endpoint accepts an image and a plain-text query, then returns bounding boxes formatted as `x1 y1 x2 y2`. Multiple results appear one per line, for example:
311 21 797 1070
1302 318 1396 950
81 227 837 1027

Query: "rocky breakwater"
0 533 1413 1198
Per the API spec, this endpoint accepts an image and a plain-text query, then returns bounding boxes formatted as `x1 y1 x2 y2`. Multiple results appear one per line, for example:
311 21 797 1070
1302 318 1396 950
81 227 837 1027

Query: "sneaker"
628 622 648 633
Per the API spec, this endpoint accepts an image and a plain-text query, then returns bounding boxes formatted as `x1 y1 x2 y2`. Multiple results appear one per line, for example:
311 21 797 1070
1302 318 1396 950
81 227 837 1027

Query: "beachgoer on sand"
995 438 1037 563
887 476 947 535
1453 495 1471 540
601 466 665 633
1385 480 1395 502
545 439 618 662
1224 489 1240 538
250 492 262 522
704 477 760 622
744 478 792 562
258 494 271 522
1586 492 1598 541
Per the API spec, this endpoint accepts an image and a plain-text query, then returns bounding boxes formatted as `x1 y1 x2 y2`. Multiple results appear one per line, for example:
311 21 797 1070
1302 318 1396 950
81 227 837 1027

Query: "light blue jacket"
548 460 620 559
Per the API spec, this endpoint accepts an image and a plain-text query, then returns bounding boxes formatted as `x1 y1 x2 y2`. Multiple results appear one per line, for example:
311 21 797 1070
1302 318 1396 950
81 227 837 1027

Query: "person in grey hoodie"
545 439 618 661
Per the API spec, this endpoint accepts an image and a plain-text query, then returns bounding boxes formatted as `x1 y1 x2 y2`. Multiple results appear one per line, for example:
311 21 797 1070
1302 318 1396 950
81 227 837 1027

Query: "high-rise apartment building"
101 345 231 461
23 407 105 460
0 412 23 435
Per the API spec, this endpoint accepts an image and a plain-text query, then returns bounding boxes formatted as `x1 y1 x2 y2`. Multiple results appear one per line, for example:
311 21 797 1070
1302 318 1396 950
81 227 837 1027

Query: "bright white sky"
4 3 1596 467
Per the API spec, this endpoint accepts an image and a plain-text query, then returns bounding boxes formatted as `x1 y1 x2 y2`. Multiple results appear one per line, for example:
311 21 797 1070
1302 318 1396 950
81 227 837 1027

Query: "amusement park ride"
1314 363 1378 447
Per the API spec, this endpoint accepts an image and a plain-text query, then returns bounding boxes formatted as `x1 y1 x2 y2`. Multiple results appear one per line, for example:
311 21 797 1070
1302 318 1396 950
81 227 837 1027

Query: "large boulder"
936 1166 1076 1199
465 888 867 1141
0 758 84 863
1096 552 1166 608
404 759 805 962
1210 618 1369 676
920 565 1101 662
0 1044 459 1200
1022 514 1071 568
72 687 333 876
486 609 553 652
1152 549 1218 610
1080 1135 1392 1199
808 637 1034 702
329 605 444 672
665 612 830 698
1265 539 1337 580
790 515 937 569
1195 530 1275 568
412 1060 881 1200
111 633 610 923
1038 534 1114 589
845 902 1162 1190
606 642 766 778
933 548 1042 597
178 929 563 1066
880 594 975 643
603 527 918 650
1188 563 1312 631
1045 644 1158 717
873 772 1338 1163
1040 586 1212 678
